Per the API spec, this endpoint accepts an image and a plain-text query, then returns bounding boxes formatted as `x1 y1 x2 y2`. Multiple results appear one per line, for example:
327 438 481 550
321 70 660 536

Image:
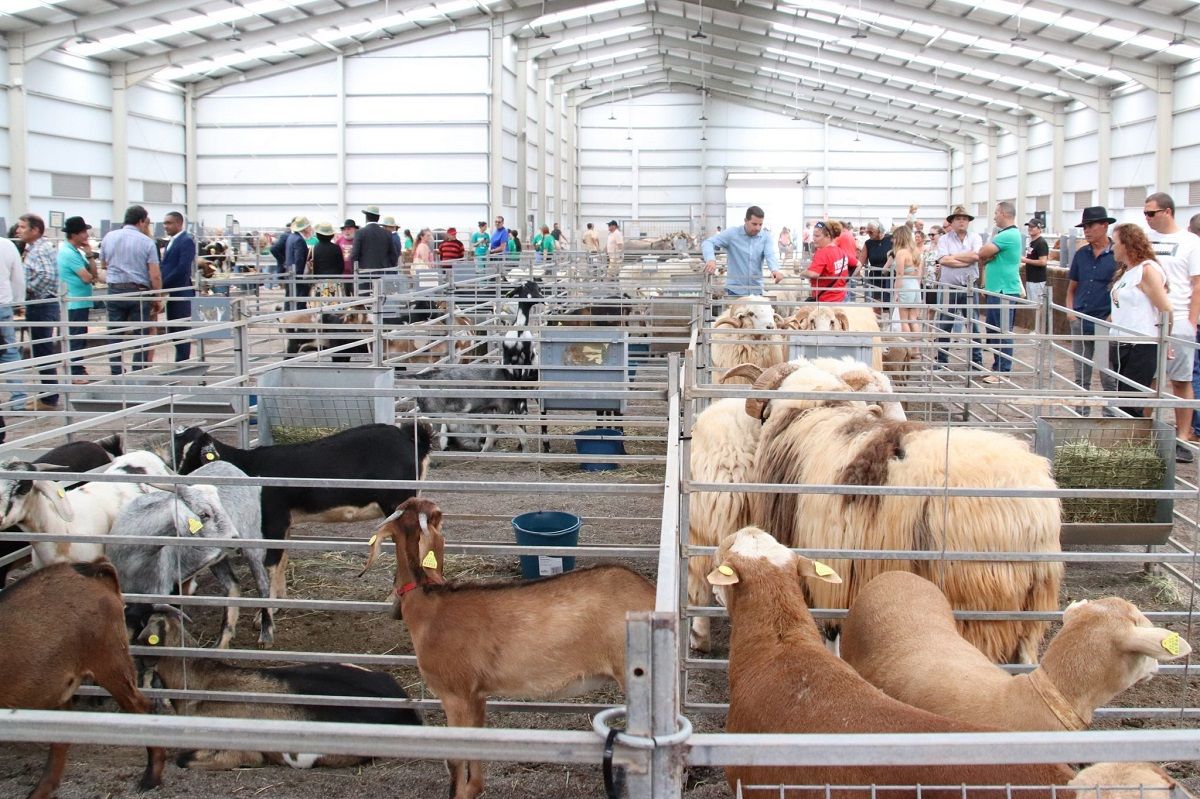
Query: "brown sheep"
738 360 1062 663
0 560 165 799
842 572 1191 730
710 525 1074 799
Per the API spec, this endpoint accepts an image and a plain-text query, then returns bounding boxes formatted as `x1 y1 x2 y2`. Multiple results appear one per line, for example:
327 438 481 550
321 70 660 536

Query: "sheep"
841 572 1192 730
173 421 432 600
130 610 422 769
734 360 1062 663
0 450 172 569
708 525 1074 799
361 497 655 799
107 481 264 649
0 560 165 799
0 435 123 585
784 303 884 371
686 357 903 653
1070 763 1184 799
709 296 786 385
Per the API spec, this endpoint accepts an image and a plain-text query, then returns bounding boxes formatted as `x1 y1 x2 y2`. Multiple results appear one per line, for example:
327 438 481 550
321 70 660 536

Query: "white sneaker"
981 374 1001 384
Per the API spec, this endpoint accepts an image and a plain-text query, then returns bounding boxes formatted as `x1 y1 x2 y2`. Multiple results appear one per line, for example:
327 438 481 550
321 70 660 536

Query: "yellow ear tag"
813 561 835 578
187 517 203 535
1162 631 1182 656
367 534 378 546
205 452 216 461
57 487 65 498
422 551 439 569
717 564 734 576
147 634 160 646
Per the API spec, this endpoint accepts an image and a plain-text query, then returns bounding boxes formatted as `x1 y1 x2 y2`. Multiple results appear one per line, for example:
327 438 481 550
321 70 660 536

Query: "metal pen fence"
0 255 1198 798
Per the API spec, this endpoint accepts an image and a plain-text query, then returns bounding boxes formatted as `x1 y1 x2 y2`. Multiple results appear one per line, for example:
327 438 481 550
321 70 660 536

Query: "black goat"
0 434 123 585
172 422 432 599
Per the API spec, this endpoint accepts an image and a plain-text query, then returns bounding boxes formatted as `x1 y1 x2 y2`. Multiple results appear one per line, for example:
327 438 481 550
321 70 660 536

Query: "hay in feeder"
269 425 341 445
1052 439 1165 525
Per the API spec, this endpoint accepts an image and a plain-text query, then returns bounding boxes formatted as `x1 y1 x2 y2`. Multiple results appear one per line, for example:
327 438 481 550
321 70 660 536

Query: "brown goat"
0 560 165 799
709 526 1074 799
363 497 656 799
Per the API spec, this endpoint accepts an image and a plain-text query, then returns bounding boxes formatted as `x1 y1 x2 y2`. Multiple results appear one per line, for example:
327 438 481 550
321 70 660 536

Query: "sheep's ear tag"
204 451 216 461
1162 632 1182 656
187 517 203 535
422 551 438 569
813 561 835 578
147 634 160 646
707 563 739 585
367 534 378 546
56 487 65 498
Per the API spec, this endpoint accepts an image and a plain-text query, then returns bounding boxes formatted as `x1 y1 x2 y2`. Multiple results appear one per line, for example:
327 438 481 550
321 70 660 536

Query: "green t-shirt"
984 226 1022 294
57 243 94 310
540 235 555 255
471 231 490 257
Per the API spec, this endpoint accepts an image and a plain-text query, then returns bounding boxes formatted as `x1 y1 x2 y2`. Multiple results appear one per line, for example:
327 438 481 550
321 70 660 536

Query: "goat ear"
796 556 842 584
1062 598 1089 622
707 563 739 586
1122 627 1192 661
34 481 73 522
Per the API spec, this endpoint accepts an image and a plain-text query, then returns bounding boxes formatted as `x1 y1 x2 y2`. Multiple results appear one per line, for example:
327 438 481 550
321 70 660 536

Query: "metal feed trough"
0 263 1198 797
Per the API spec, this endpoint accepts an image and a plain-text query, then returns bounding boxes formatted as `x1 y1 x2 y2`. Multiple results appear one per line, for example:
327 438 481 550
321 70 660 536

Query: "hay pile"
1052 439 1165 524
269 425 341 444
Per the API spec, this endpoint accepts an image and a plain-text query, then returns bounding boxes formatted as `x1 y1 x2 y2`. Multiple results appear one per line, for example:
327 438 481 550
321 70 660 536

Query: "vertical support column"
631 144 639 223
699 129 708 232
821 117 830 218
336 55 347 222
566 93 578 234
112 62 130 218
624 612 684 798
986 128 998 213
1015 117 1028 219
515 49 529 234
1097 95 1112 209
1155 64 1174 193
557 86 568 228
536 74 548 230
946 145 955 208
488 22 505 217
185 85 198 223
1051 111 1065 233
8 36 28 215
962 137 974 210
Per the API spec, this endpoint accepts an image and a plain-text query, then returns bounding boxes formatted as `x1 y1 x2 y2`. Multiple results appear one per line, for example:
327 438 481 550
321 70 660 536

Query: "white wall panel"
25 95 111 141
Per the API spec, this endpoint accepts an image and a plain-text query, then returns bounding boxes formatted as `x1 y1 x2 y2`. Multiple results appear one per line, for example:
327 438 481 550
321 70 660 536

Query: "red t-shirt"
837 230 859 269
809 244 849 302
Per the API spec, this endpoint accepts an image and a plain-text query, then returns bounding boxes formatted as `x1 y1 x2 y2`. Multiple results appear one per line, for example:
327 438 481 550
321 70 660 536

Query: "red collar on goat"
396 581 419 598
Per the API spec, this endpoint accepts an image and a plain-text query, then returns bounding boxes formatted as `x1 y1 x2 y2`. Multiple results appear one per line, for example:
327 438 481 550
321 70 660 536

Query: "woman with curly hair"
1108 222 1172 417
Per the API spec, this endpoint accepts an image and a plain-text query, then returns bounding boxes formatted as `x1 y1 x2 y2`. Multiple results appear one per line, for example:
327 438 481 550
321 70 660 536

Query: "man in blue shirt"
1065 206 1118 414
702 206 783 296
100 204 161 375
489 215 510 259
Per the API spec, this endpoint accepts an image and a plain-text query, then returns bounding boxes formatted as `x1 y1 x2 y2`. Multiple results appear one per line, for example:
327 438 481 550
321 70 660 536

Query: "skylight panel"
525 0 642 30
0 0 68 13
575 46 646 65
552 26 647 50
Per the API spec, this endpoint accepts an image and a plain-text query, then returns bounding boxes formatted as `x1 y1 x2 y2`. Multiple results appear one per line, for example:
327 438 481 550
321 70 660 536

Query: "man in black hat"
335 219 358 278
1065 207 1118 414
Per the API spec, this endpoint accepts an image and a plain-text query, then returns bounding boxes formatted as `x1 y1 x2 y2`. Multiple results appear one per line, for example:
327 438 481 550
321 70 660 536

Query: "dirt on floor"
2 337 1200 798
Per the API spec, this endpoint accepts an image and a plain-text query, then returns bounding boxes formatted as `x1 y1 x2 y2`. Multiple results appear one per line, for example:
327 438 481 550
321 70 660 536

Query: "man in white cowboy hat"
933 204 984 370
351 205 399 279
283 216 312 311
380 215 403 264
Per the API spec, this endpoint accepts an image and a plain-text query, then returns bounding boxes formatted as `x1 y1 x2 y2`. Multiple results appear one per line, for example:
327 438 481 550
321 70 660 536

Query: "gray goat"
107 483 248 649
406 364 532 453
190 460 274 647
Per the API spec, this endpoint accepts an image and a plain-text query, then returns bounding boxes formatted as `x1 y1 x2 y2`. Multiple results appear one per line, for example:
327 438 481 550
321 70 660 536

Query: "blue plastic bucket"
574 427 625 471
512 511 581 579
628 342 650 380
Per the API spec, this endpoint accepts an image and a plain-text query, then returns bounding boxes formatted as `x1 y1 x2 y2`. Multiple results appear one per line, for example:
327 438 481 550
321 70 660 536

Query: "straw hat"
944 205 974 223
362 205 381 216
291 216 311 232
314 221 335 236
380 215 398 228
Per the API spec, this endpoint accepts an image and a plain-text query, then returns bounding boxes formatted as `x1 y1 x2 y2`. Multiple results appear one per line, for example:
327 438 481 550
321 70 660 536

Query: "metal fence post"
231 298 250 448
625 610 685 798
372 291 384 368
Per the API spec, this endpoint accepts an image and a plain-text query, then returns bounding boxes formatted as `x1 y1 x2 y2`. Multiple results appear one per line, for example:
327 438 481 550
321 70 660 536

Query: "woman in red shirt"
834 219 860 274
806 221 850 302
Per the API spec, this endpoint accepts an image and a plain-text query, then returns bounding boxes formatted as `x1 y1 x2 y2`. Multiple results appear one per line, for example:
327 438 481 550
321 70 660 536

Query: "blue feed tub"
628 342 650 380
512 511 581 579
574 427 625 472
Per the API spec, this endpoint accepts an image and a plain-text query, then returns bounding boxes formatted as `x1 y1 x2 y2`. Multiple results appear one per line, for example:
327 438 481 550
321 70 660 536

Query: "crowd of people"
700 197 1200 463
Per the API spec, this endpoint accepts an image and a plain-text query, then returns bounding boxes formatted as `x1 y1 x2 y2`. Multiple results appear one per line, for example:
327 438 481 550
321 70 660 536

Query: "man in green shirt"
977 201 1022 382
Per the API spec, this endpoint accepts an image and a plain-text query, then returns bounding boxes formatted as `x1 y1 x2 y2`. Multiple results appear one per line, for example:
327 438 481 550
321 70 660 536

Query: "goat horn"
151 604 193 624
744 362 803 421
147 482 180 494
721 363 763 385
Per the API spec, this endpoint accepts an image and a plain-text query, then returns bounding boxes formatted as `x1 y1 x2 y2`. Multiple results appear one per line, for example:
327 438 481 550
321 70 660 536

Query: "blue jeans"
0 305 22 404
935 286 982 366
106 286 151 376
984 293 1019 373
66 306 92 376
1192 327 1200 438
25 300 60 406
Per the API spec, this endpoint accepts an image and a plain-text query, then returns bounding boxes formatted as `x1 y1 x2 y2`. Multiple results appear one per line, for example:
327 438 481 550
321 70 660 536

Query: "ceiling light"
226 29 242 41
691 27 707 39
580 80 592 90
1010 32 1027 42
851 28 867 39
699 112 708 120
609 109 616 120
534 27 550 39
1169 33 1186 46
75 33 96 44
700 133 708 141
380 29 394 39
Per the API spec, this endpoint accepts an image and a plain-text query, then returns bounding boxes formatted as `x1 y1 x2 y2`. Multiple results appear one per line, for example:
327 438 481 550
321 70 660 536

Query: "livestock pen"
0 264 1198 798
